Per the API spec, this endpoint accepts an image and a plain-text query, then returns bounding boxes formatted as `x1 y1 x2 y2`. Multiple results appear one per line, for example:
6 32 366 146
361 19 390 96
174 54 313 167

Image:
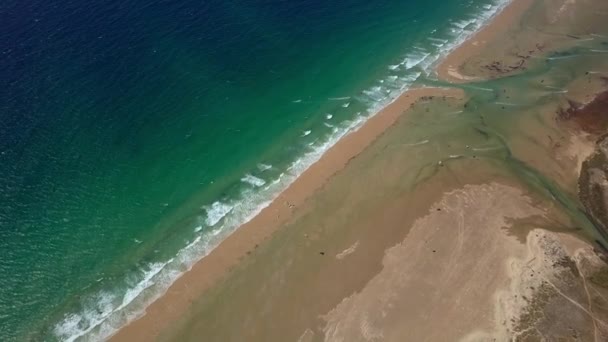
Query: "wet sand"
112 0 608 340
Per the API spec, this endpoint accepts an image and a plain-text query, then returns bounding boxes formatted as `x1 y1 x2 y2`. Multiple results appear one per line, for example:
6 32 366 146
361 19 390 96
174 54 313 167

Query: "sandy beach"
112 0 608 340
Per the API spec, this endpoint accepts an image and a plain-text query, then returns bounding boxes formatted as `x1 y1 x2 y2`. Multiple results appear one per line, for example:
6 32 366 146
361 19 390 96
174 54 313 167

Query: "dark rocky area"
561 89 608 239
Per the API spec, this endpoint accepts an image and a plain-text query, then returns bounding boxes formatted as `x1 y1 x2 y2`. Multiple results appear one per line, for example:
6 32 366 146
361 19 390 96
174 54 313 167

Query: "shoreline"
112 86 463 341
110 1 527 340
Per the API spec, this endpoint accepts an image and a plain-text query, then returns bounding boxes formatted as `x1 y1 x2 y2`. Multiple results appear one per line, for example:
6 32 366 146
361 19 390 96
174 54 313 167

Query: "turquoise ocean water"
0 0 508 340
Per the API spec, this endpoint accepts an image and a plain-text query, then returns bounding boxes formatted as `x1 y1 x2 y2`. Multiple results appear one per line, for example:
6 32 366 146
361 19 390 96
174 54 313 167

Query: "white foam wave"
402 49 431 69
302 130 312 137
416 0 510 77
115 261 172 313
204 201 233 226
362 86 388 103
452 19 474 30
241 174 266 187
53 260 172 342
385 75 398 82
257 163 272 171
428 37 448 44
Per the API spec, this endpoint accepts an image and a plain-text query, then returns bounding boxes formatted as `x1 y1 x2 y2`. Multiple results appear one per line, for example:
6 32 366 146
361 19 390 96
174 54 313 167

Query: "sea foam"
241 174 267 187
204 201 233 226
257 163 272 171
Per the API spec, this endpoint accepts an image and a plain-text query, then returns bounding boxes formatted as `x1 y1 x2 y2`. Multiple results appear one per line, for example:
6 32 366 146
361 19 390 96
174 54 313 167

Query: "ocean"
0 0 508 340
